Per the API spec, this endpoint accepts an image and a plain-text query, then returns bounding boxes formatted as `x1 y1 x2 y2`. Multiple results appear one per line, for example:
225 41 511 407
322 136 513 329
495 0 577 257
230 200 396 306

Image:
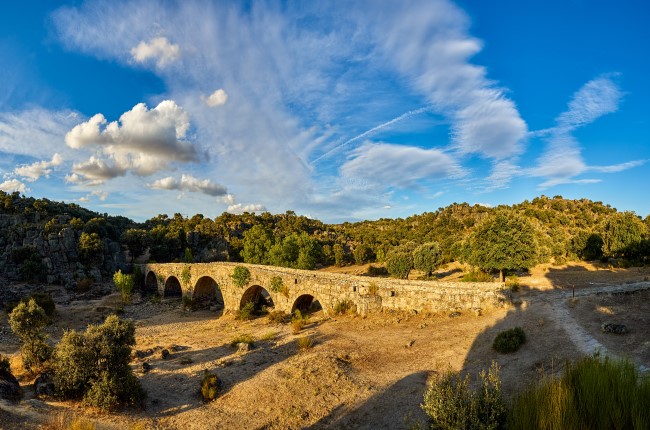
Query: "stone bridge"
139 262 509 315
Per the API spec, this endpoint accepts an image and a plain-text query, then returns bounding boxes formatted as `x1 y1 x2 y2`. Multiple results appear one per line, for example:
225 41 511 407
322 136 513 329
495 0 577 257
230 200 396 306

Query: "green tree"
113 270 134 303
413 242 443 277
353 244 373 265
602 211 647 258
333 243 346 267
8 299 51 371
241 224 274 264
53 315 145 410
77 232 104 265
464 211 538 282
582 233 604 261
120 229 150 262
385 248 414 279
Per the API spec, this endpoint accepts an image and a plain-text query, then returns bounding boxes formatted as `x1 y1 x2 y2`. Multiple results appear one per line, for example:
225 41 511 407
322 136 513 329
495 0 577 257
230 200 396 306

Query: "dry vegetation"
1 262 649 429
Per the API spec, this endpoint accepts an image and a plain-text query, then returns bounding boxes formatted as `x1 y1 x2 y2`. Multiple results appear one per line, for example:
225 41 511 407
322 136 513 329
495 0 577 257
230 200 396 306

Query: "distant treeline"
3 191 650 278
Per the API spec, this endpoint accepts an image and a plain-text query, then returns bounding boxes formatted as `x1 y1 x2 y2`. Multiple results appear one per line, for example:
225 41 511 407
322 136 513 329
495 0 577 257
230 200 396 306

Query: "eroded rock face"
601 322 628 334
0 369 22 402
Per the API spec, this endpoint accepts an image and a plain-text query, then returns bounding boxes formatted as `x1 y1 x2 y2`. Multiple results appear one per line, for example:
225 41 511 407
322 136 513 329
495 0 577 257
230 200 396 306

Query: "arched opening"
193 276 224 310
144 271 158 295
291 294 323 315
240 285 274 314
164 276 182 298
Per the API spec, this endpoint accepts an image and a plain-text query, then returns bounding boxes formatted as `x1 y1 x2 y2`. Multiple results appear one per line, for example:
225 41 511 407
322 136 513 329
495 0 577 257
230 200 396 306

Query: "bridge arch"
240 284 275 312
291 293 323 314
164 276 182 298
193 276 224 309
144 271 158 294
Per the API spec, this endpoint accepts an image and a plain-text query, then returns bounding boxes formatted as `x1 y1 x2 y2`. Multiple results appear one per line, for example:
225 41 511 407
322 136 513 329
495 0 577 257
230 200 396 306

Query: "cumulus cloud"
131 37 180 68
203 89 228 107
227 203 267 214
149 174 227 196
0 178 27 193
71 156 128 184
531 75 641 187
14 154 63 182
340 142 465 189
65 100 200 183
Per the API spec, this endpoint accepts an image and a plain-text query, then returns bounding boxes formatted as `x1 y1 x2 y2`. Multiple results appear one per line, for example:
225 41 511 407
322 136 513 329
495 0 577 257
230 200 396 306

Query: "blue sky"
0 0 648 222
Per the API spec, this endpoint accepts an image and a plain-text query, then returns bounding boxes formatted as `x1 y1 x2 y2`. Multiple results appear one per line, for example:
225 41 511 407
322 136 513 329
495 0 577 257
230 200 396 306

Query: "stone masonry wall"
141 262 510 315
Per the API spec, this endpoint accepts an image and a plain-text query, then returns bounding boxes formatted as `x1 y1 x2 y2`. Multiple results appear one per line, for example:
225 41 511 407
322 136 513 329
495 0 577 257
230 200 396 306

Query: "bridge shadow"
306 371 430 429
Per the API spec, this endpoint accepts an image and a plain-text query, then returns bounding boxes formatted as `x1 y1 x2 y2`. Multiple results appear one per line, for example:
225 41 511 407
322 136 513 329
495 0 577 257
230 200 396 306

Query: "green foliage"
267 310 290 324
492 327 526 353
333 300 355 315
413 242 443 276
120 229 150 262
182 296 196 311
6 292 56 317
602 211 647 258
333 243 347 267
291 310 310 334
112 270 134 304
508 356 650 430
463 211 538 281
460 271 493 282
236 302 255 320
582 233 604 261
201 373 220 401
268 232 322 270
53 315 145 410
232 266 251 288
11 245 47 282
8 299 51 371
422 362 506 430
77 232 104 266
269 275 289 297
353 244 373 265
229 334 254 347
184 247 193 263
180 266 191 286
297 335 314 352
241 224 274 264
386 249 414 279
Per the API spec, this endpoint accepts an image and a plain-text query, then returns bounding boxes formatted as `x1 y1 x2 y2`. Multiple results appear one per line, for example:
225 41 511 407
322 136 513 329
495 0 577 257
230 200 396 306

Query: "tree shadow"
306 371 430 430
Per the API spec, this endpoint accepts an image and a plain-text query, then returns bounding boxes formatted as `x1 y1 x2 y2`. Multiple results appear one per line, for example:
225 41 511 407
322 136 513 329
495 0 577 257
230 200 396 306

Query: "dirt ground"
1 262 649 429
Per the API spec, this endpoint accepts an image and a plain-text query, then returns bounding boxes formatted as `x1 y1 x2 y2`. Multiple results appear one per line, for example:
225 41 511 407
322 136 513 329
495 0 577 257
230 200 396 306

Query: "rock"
34 372 55 397
601 322 628 334
0 370 22 402
179 357 193 365
160 349 170 359
473 308 482 317
142 362 151 373
449 311 461 318
237 342 251 353
405 340 415 348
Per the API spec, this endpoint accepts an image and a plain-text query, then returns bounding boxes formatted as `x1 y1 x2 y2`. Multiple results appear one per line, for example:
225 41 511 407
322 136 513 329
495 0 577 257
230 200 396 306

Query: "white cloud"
71 156 128 183
149 174 227 197
557 75 623 129
131 37 180 68
220 194 235 205
65 100 200 183
203 89 228 107
364 0 527 160
14 153 63 182
227 203 267 214
0 178 27 193
340 142 465 189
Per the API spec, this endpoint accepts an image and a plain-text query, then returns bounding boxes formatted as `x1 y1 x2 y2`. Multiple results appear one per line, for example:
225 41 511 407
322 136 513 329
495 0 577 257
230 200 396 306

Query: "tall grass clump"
508 355 650 430
236 302 256 320
422 361 506 430
200 373 220 401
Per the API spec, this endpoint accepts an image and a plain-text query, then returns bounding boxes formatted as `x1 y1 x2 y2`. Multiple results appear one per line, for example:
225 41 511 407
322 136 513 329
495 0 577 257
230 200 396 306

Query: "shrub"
367 283 379 296
113 270 134 304
366 265 388 277
6 292 56 317
385 249 413 279
267 310 290 324
333 300 355 315
297 336 314 352
180 266 191 286
422 362 506 430
77 232 104 266
508 356 650 430
413 242 443 277
11 246 47 282
201 373 219 401
232 266 251 288
236 302 256 320
461 271 493 282
182 296 196 311
229 334 254 347
52 315 145 411
8 299 52 371
492 327 526 353
291 310 309 334
0 354 10 373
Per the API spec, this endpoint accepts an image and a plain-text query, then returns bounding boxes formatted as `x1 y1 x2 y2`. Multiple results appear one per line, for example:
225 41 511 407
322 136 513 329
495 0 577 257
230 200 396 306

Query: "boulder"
0 370 22 402
34 372 55 397
601 322 628 334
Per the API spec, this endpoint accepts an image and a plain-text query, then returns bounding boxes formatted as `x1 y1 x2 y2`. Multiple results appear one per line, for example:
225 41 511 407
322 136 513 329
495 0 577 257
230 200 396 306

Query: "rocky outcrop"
0 214 126 287
0 369 22 402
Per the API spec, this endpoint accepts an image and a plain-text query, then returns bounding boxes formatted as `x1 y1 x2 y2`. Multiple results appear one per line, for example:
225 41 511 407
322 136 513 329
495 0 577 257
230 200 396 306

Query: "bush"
492 327 526 353
52 315 145 410
366 265 388 277
385 250 413 279
333 300 355 315
77 232 104 266
6 292 56 317
229 334 254 347
201 373 219 401
291 310 309 334
0 354 10 373
112 270 134 304
461 271 493 282
422 362 506 430
413 242 443 277
267 310 290 324
182 296 196 311
8 299 52 371
508 356 650 430
11 246 47 282
297 336 314 352
269 276 288 297
232 266 251 288
236 302 256 320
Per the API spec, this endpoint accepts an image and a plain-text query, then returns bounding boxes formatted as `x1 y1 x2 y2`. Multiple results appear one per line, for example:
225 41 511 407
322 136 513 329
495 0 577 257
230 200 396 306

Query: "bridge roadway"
139 262 508 315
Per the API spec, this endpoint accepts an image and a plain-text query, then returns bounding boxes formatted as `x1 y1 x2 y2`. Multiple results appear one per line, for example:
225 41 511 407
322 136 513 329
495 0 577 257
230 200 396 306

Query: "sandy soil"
1 262 649 429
